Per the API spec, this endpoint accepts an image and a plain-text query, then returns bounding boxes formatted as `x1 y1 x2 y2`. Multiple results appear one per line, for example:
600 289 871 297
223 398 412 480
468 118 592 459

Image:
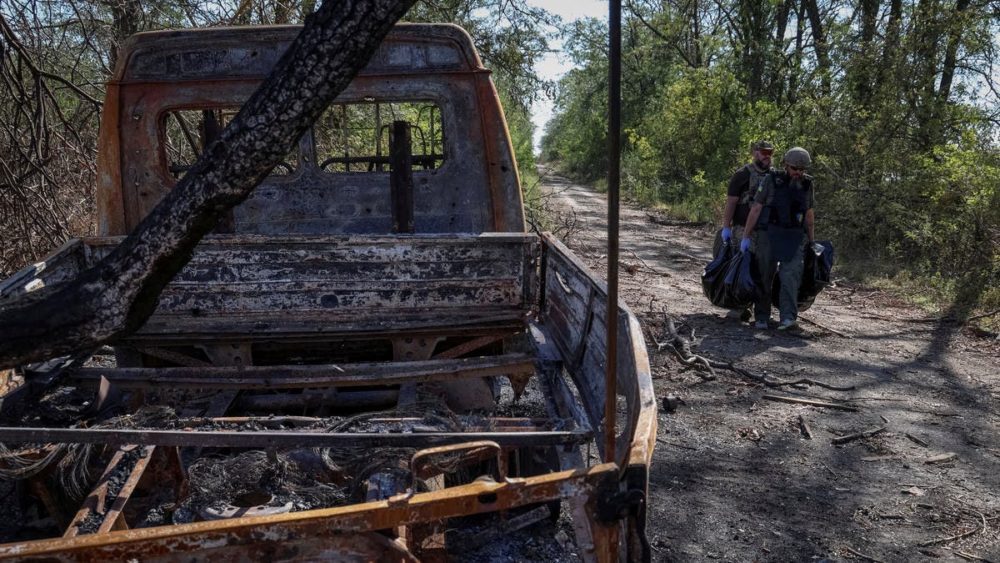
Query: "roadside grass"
839 258 999 333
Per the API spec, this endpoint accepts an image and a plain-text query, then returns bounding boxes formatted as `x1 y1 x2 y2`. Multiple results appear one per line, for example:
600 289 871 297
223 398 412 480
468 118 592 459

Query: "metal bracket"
596 488 645 523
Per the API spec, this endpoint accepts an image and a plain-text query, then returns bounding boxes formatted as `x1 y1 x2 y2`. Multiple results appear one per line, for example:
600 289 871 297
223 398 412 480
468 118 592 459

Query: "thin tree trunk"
913 0 944 149
880 0 903 79
854 0 879 104
937 0 971 104
771 0 792 102
0 0 417 370
802 0 830 94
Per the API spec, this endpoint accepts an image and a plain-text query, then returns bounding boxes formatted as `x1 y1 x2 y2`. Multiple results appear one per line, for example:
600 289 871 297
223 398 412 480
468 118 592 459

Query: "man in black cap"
717 140 774 321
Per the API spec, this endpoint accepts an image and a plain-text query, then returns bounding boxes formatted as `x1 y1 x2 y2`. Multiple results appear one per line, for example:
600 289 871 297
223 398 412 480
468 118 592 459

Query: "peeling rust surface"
540 234 657 470
0 23 654 561
5 234 538 341
97 24 522 236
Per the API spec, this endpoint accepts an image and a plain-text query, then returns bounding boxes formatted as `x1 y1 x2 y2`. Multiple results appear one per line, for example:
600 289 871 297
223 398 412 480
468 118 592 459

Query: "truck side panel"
540 233 656 470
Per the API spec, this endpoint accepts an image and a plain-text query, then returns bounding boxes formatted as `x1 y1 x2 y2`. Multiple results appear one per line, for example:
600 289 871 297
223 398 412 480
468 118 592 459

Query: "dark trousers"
753 232 805 323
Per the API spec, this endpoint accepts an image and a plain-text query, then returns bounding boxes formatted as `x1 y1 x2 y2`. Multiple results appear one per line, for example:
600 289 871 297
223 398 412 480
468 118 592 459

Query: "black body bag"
772 240 835 312
701 239 732 307
722 249 758 307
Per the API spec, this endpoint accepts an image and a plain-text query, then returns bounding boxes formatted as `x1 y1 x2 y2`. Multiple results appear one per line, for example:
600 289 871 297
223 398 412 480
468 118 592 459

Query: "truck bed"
0 232 655 561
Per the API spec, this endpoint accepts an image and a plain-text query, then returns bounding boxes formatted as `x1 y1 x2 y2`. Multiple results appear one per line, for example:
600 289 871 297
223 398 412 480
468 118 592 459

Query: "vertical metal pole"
390 121 414 233
604 0 621 464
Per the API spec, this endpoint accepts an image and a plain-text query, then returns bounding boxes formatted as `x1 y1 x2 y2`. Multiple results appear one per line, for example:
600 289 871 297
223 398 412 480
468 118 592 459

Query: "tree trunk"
0 0 417 370
736 0 772 100
770 0 793 103
802 0 830 94
937 0 971 105
854 0 879 104
879 0 903 85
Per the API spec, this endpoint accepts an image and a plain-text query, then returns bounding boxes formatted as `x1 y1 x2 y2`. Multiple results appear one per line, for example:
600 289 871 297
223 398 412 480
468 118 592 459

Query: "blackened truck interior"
0 24 655 561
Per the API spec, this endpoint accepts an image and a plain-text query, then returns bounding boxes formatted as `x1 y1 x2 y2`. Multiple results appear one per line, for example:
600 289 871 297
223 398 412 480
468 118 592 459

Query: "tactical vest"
734 164 770 226
760 173 812 229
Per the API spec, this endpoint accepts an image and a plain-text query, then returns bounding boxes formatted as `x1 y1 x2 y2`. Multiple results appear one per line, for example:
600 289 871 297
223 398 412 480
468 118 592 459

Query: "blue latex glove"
740 238 751 253
721 227 733 243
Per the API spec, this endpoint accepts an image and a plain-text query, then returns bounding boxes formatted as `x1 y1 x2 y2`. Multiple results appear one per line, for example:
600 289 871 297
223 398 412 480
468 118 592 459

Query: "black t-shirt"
727 166 751 198
728 164 770 226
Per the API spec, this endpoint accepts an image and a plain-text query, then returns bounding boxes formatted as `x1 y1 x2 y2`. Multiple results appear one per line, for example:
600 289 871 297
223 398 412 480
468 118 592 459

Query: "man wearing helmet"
740 147 816 331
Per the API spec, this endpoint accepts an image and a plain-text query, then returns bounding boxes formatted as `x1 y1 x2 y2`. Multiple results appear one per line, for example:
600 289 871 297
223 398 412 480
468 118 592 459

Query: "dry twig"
918 511 987 547
762 394 858 411
956 550 996 562
832 426 886 445
798 315 851 338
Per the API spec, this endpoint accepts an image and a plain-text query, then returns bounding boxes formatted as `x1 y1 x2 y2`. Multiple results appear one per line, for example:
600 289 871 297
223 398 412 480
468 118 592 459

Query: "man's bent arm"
723 196 739 228
743 203 763 239
805 209 815 242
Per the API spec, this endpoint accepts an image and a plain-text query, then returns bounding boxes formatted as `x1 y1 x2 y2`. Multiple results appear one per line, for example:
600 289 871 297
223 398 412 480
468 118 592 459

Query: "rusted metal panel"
540 233 656 471
0 463 619 562
115 24 485 82
69 354 536 389
94 83 125 236
13 235 538 340
100 25 522 235
128 311 527 343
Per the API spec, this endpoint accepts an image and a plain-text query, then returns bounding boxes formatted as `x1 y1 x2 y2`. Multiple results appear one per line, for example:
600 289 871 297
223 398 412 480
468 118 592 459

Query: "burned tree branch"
0 0 418 369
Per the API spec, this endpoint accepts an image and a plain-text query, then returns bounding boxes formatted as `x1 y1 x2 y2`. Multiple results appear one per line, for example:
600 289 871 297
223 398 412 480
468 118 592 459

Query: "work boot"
777 319 798 331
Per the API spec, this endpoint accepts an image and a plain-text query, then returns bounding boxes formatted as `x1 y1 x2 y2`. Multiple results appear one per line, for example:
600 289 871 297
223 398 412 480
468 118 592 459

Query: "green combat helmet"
782 147 811 169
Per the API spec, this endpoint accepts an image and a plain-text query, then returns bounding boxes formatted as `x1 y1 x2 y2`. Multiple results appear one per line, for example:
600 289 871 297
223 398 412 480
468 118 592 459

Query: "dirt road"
539 170 1000 562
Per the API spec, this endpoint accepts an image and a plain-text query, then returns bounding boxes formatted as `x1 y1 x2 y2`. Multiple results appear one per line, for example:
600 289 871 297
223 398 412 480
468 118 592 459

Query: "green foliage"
541 0 1000 315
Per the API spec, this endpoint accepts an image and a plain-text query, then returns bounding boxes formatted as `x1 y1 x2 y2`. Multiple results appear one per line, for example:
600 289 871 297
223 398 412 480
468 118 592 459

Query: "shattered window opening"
162 108 298 180
314 100 445 173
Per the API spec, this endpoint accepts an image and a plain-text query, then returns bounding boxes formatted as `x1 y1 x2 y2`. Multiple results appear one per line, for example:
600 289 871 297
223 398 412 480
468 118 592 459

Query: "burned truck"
0 24 656 561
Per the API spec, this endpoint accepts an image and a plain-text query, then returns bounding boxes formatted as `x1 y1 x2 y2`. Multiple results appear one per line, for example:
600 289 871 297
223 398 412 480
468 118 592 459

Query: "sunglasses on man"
787 165 806 172
757 149 774 156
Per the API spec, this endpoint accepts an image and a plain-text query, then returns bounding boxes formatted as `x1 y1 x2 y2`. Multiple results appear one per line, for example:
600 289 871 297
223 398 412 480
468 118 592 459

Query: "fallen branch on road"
646 214 709 228
832 426 886 445
919 511 987 547
762 394 859 412
649 312 856 391
798 315 852 338
955 550 996 563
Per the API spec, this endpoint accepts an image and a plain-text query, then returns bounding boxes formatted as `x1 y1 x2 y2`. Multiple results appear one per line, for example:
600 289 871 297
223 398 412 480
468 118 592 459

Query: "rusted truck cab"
0 24 656 562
